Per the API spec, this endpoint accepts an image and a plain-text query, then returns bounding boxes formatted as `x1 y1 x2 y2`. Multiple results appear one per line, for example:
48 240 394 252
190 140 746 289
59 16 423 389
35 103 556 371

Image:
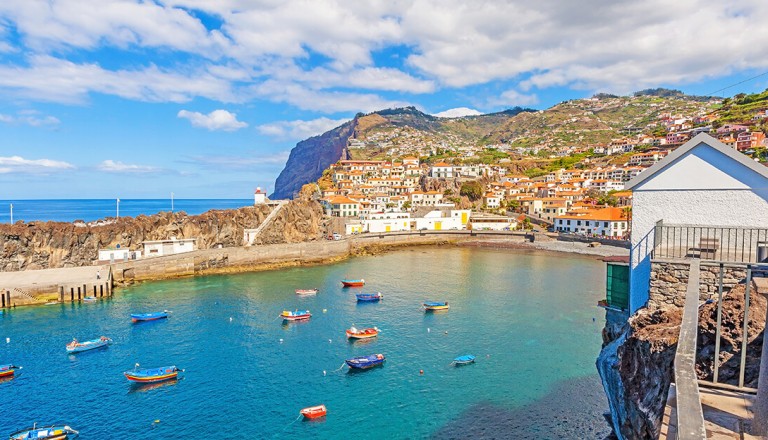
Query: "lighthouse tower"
254 187 267 205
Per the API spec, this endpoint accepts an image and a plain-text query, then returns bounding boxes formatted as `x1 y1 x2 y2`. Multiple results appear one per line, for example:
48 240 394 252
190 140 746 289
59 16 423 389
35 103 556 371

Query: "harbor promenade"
0 230 627 307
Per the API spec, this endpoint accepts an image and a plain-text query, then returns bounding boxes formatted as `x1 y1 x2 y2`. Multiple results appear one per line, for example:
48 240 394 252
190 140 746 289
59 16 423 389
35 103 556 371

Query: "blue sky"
1 0 767 199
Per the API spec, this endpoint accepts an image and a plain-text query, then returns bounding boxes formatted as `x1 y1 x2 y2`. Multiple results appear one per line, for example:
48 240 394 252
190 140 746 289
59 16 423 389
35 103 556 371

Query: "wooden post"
1 292 4 308
70 287 74 302
82 284 86 298
59 286 64 302
92 285 96 296
99 284 103 297
77 287 81 300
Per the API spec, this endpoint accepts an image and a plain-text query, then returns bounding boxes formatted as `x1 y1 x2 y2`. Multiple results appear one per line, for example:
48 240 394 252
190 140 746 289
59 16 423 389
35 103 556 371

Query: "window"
577 220 581 226
604 222 609 227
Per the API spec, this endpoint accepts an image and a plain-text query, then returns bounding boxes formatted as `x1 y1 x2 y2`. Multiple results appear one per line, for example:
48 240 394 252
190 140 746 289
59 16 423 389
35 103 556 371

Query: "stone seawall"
649 260 749 309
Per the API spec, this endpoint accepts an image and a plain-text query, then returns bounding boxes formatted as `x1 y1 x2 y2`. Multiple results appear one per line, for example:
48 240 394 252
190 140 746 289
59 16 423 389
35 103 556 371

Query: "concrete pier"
0 265 112 307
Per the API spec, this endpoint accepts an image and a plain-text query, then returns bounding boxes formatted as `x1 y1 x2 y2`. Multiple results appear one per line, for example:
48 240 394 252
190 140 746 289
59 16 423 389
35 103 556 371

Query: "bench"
687 238 720 259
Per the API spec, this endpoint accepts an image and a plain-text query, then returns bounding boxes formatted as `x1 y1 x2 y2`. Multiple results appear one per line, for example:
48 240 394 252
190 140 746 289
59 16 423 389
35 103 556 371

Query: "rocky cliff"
271 120 355 199
597 281 764 439
0 200 325 271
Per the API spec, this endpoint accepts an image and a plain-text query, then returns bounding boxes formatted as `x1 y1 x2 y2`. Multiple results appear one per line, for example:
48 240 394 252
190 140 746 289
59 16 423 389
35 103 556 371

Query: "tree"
402 201 412 210
460 181 483 201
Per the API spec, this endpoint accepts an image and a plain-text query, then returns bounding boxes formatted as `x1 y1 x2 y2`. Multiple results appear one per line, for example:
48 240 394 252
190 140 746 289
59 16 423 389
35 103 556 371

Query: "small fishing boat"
82 297 97 302
131 311 169 323
346 326 379 339
0 364 20 378
66 336 112 354
300 404 327 419
10 424 79 440
124 364 182 383
280 310 311 321
345 353 385 369
355 292 383 302
295 288 319 295
452 354 476 366
341 279 365 287
423 301 449 311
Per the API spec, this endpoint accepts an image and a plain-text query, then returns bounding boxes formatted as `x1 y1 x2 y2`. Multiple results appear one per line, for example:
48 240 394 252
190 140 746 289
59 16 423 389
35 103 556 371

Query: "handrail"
674 259 706 439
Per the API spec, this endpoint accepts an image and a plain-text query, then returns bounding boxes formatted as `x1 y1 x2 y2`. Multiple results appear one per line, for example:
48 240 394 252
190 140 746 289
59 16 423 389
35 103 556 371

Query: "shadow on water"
431 375 613 440
127 378 180 394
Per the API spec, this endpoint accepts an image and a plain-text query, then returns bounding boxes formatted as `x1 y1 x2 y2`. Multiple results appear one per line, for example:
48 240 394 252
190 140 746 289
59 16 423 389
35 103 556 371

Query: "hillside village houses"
316 102 768 238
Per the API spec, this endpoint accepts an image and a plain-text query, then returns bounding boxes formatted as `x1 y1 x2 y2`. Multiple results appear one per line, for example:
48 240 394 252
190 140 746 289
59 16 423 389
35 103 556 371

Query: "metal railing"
653 223 768 264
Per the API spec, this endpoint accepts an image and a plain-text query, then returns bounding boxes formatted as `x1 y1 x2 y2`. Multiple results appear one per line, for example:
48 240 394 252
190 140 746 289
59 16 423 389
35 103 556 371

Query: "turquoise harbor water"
0 199 253 223
0 248 611 439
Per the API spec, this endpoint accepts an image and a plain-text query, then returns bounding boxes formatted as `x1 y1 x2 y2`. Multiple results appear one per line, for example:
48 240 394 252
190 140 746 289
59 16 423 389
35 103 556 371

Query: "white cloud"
0 155 74 173
0 110 61 127
257 117 348 140
486 90 539 107
177 109 248 131
98 160 160 173
252 80 407 113
433 107 482 118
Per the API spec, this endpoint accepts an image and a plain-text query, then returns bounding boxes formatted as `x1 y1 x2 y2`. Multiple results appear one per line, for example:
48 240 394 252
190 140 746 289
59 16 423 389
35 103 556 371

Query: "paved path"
0 265 111 305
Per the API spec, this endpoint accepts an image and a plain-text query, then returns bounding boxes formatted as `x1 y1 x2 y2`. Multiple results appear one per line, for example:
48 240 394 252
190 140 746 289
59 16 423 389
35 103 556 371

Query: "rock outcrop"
597 306 681 440
0 200 325 271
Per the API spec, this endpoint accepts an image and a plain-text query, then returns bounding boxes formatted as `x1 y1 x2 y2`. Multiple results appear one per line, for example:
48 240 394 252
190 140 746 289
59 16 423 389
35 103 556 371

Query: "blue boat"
131 311 169 323
10 424 79 439
66 336 112 354
124 364 182 383
355 292 383 302
452 354 476 366
423 301 449 311
345 353 385 370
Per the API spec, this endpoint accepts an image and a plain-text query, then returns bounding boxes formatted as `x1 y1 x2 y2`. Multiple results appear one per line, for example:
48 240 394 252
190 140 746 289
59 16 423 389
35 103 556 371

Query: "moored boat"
300 404 327 419
295 288 319 295
124 364 182 383
0 364 20 378
345 353 385 369
9 424 79 440
355 292 383 302
280 310 311 321
423 301 449 311
345 326 379 339
82 297 97 302
130 311 169 323
452 354 476 365
66 336 112 354
341 279 365 287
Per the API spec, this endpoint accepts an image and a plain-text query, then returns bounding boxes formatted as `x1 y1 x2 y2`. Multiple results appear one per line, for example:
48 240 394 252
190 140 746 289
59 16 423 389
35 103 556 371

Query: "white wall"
629 144 768 313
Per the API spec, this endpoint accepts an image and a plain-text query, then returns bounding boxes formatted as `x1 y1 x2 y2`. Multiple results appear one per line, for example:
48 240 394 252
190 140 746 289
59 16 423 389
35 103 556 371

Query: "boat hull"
280 311 311 321
300 405 327 419
423 302 449 311
355 293 382 302
10 425 78 440
131 312 168 323
345 354 385 369
295 289 318 295
346 328 378 339
124 366 180 384
341 280 365 287
0 368 15 378
66 338 111 354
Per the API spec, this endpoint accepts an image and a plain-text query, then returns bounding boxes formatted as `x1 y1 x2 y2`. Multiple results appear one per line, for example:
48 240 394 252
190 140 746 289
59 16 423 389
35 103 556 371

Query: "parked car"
332 233 342 240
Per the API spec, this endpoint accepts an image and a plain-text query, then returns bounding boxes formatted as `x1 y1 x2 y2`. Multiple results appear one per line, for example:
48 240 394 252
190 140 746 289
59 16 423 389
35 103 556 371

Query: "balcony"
652 223 768 264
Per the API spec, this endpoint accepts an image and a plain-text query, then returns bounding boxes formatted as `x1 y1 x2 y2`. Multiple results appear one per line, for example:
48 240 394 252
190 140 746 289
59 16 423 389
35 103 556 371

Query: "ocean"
0 248 611 439
0 199 254 224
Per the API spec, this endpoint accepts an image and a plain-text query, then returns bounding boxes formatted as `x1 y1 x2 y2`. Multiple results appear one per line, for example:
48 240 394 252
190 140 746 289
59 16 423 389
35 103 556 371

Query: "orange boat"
300 404 327 419
0 364 19 378
341 279 365 287
346 326 379 339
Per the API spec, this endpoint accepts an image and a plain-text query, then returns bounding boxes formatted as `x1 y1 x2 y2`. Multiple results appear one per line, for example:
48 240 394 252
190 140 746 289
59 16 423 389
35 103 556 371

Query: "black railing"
652 224 768 264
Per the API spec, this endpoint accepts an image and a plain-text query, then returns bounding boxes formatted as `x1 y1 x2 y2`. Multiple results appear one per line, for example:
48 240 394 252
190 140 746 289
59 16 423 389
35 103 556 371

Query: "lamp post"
116 198 120 219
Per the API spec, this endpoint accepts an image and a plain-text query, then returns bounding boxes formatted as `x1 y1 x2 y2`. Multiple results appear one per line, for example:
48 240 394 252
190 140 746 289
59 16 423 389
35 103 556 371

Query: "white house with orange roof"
402 156 419 166
430 162 454 178
321 196 360 217
554 207 629 238
483 192 501 209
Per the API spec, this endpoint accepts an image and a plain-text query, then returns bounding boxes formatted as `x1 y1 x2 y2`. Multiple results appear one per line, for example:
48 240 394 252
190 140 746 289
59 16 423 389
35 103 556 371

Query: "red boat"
341 279 365 287
346 326 379 339
300 404 327 419
280 310 311 321
0 364 19 378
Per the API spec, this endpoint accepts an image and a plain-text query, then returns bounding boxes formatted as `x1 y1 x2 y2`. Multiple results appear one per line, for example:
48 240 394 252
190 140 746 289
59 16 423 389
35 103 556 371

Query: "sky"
1 0 768 199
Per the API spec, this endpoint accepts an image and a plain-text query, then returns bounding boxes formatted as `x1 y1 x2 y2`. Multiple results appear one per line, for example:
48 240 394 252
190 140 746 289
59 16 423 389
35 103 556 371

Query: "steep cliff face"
256 199 326 245
597 306 681 440
0 206 274 270
271 120 355 199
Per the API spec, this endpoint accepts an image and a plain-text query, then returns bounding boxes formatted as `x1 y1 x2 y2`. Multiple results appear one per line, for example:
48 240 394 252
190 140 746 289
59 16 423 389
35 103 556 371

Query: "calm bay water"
0 248 611 439
0 199 253 223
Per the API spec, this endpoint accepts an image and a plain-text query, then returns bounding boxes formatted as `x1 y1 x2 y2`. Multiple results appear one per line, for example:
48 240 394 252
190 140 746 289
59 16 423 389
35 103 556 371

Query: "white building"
554 207 629 238
468 214 517 231
142 237 197 258
429 162 454 178
625 133 768 313
97 247 141 262
254 187 267 205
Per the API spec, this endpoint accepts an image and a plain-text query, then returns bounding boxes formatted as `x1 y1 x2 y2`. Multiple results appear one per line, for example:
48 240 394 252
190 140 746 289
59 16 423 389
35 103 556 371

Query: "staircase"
12 287 35 301
247 201 288 245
